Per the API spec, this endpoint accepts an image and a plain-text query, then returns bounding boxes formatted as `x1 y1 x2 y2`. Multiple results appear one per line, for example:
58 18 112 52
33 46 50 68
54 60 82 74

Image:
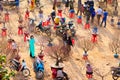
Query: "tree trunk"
55 59 60 66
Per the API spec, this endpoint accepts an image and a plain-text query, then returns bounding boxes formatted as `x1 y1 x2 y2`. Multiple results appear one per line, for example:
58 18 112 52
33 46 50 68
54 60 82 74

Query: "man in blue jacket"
15 0 19 7
100 9 108 28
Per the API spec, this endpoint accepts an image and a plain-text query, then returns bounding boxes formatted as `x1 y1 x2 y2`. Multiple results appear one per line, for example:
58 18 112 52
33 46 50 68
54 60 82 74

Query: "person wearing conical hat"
30 0 35 11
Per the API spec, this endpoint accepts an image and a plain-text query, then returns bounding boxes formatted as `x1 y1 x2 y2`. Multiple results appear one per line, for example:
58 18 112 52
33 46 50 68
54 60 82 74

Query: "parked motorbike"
9 59 30 77
35 21 51 36
33 58 44 79
111 67 120 80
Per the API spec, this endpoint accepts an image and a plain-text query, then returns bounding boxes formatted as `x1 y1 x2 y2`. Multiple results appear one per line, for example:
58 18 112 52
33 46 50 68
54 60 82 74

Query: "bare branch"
109 39 120 54
79 38 94 52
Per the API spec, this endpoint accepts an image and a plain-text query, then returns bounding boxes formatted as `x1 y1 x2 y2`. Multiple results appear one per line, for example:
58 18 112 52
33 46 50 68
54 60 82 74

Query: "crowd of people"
0 0 120 79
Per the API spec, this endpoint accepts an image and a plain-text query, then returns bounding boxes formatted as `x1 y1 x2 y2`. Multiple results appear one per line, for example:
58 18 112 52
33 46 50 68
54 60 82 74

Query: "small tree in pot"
79 38 94 61
49 44 70 67
38 45 44 60
109 39 120 58
49 44 70 79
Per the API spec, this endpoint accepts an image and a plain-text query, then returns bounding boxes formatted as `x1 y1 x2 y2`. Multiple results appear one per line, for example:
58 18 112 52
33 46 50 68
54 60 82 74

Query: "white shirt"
96 8 103 15
12 42 17 49
57 70 64 77
22 62 27 68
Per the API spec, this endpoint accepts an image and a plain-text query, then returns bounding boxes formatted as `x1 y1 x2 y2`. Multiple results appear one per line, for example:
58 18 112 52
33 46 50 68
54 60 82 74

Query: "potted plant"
47 36 53 47
79 38 94 61
38 50 44 60
49 44 70 79
109 39 120 58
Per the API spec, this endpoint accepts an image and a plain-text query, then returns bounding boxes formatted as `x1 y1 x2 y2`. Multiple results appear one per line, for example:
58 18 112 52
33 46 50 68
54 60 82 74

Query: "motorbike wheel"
22 68 30 77
112 76 119 80
36 71 44 79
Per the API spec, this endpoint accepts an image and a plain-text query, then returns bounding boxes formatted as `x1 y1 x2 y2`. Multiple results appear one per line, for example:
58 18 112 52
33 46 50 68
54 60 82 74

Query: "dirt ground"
0 0 120 80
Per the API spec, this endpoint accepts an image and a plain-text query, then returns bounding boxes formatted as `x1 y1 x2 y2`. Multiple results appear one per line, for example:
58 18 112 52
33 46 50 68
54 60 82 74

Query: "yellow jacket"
54 17 60 24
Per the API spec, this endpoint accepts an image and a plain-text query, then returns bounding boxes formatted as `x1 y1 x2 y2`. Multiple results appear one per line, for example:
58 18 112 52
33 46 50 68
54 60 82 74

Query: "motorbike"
35 21 51 36
111 67 120 80
9 59 30 77
33 58 44 79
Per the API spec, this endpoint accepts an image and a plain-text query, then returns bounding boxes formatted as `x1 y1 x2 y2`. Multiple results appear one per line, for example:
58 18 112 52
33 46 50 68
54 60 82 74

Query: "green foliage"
0 55 15 80
0 55 6 64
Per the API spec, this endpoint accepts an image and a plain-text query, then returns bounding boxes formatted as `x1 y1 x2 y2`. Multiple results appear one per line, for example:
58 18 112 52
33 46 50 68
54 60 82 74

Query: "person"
54 16 60 29
91 8 95 23
88 0 94 7
0 3 3 11
15 0 20 8
56 70 64 79
11 40 18 53
25 8 30 20
29 18 35 32
64 0 69 14
69 0 74 10
100 9 108 28
96 6 103 25
117 19 120 29
92 26 98 42
83 2 88 16
110 16 114 26
76 0 82 16
57 4 62 17
35 0 40 7
86 63 93 76
66 36 73 46
19 60 27 71
38 7 43 19
46 15 51 25
29 35 35 58
60 17 66 25
30 0 35 11
56 69 69 80
86 7 91 22
51 7 56 22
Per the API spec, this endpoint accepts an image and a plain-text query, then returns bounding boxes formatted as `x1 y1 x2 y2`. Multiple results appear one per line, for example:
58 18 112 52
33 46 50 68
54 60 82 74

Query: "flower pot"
69 12 75 18
18 25 23 35
77 18 82 24
51 63 64 79
7 39 12 49
24 32 29 42
86 74 93 79
114 53 119 58
1 27 7 37
57 10 62 18
91 34 97 43
38 55 44 60
4 13 9 22
84 23 90 29
83 53 88 60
